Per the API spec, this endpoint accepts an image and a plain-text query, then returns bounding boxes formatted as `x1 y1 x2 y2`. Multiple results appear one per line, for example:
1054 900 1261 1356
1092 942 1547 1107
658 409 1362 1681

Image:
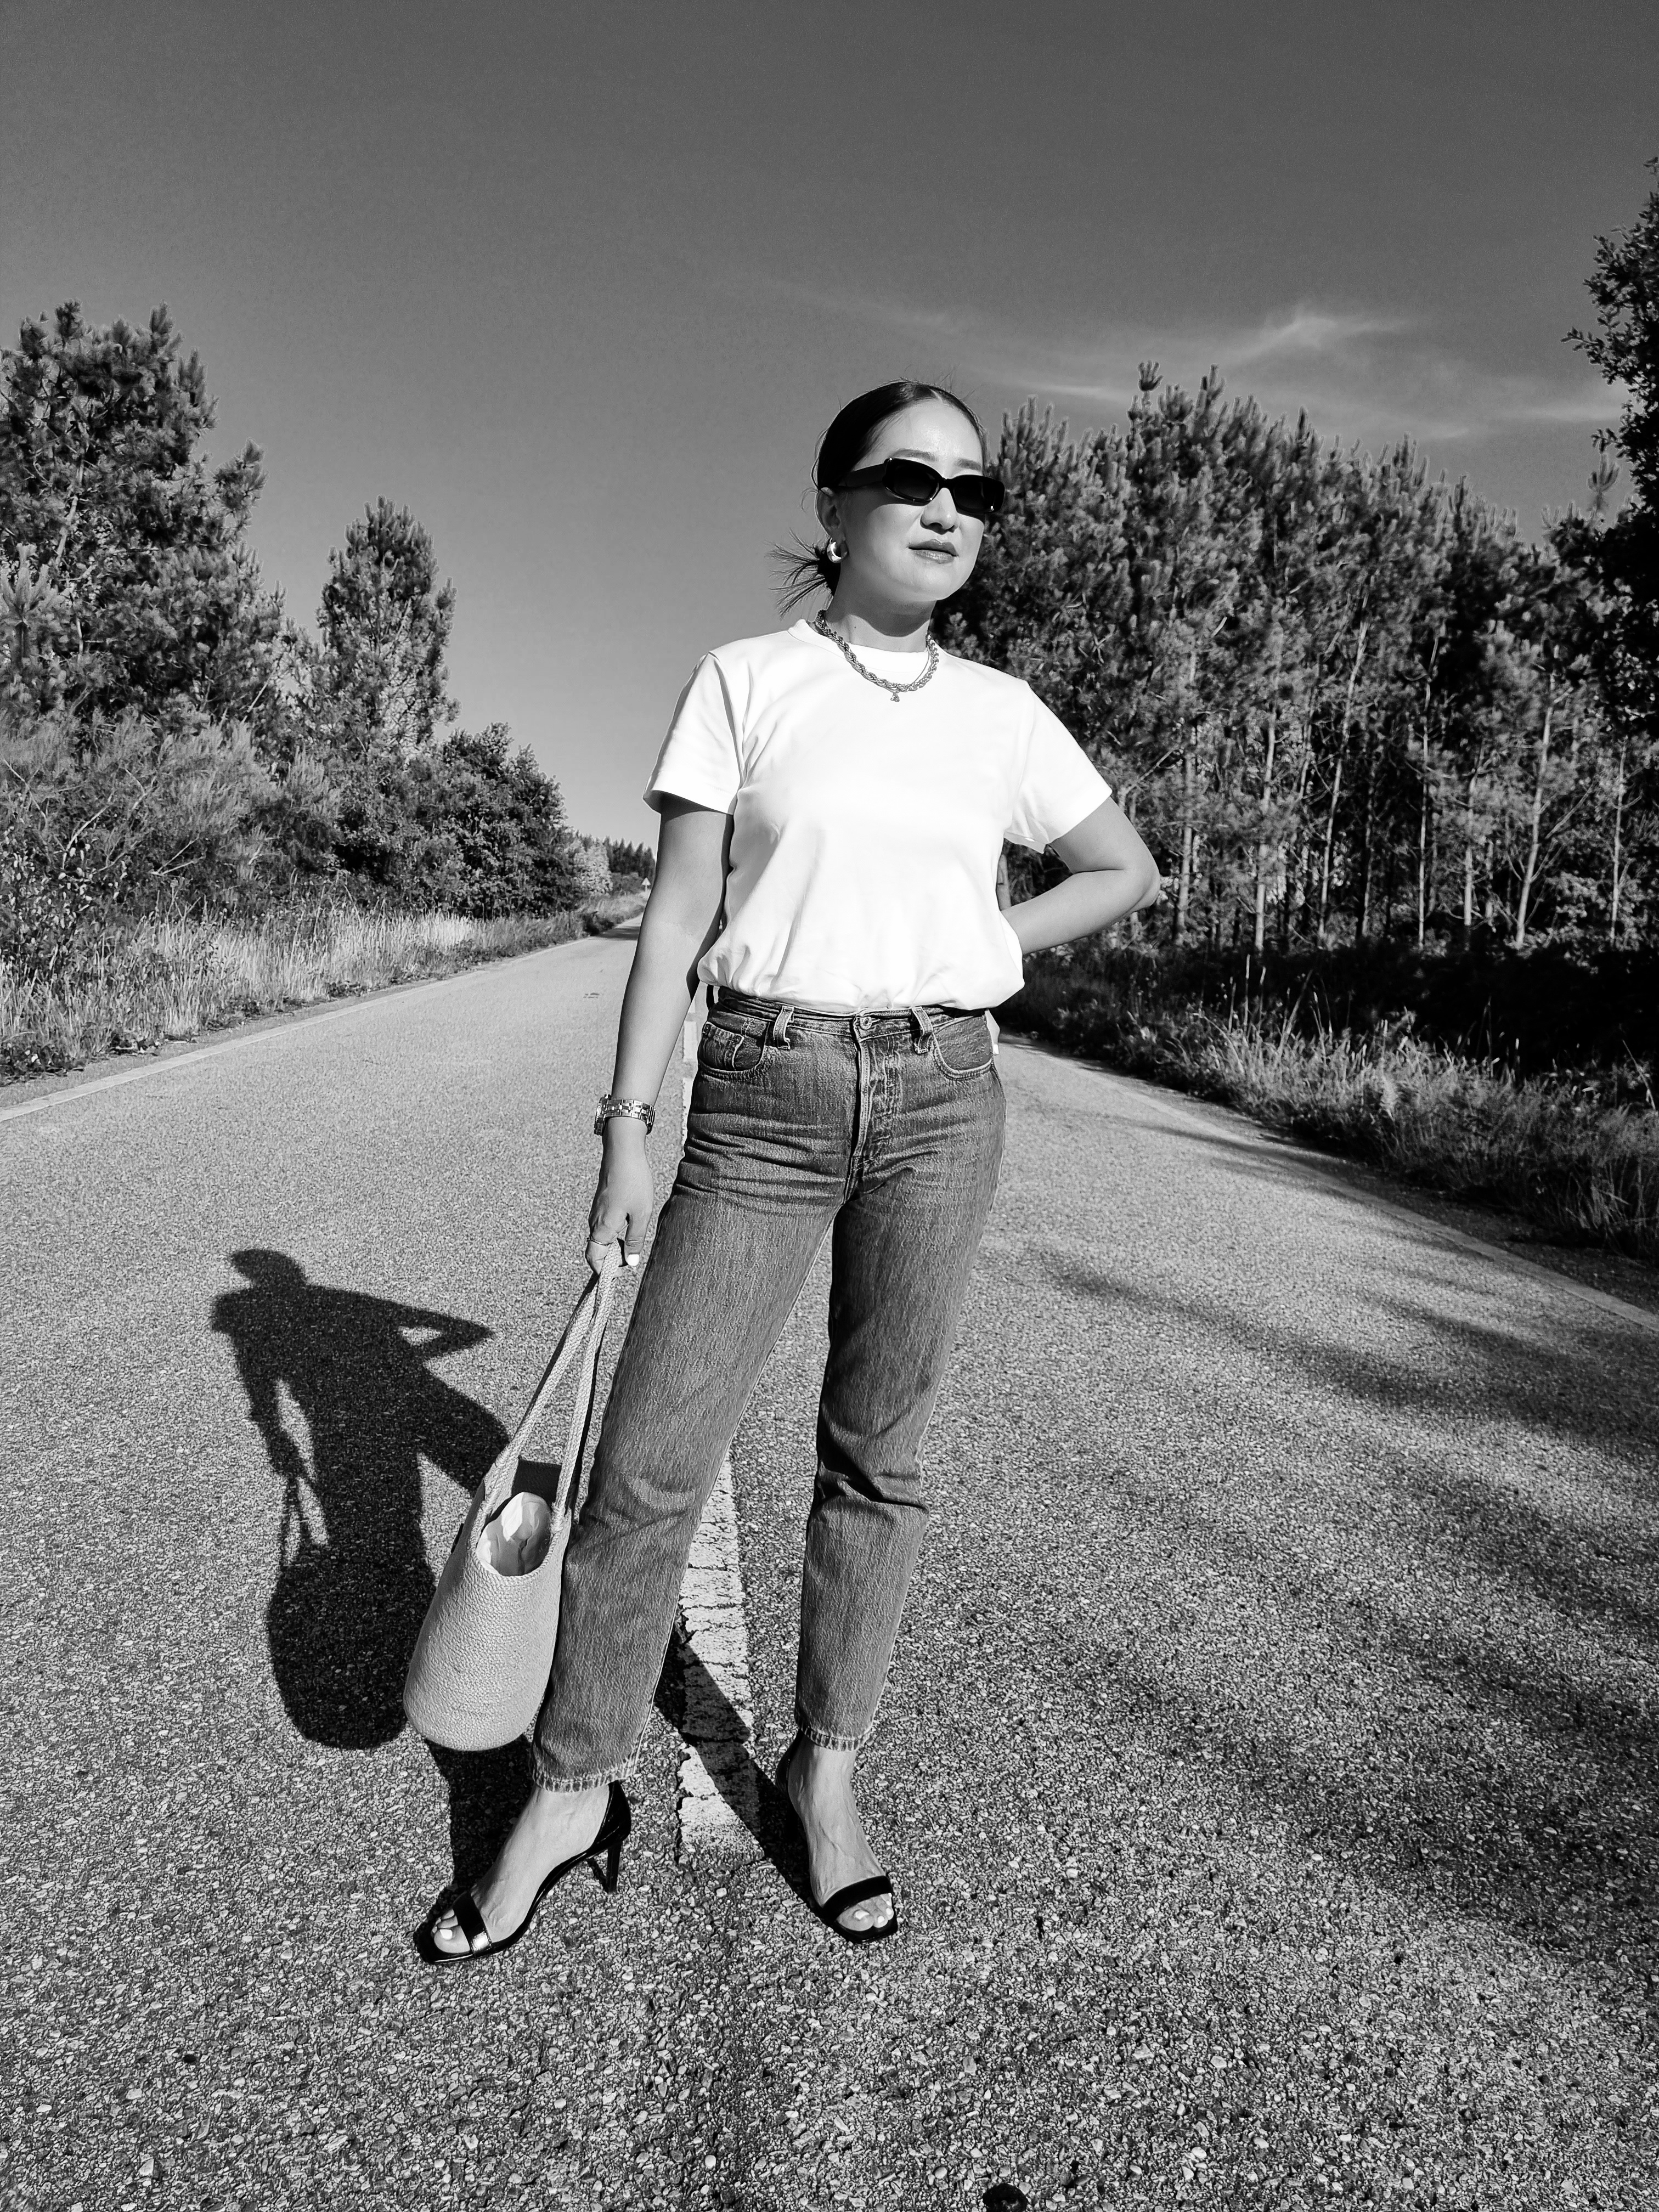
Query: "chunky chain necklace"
812 610 940 704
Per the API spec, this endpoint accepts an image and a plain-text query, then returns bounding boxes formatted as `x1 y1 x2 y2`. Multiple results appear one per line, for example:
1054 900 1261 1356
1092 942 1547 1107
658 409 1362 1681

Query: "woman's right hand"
586 1124 656 1274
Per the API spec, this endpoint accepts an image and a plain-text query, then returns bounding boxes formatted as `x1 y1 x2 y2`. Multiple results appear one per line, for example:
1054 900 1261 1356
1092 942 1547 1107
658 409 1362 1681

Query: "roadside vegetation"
0 901 619 1080
964 162 1659 1265
0 304 652 1079
1004 941 1659 1262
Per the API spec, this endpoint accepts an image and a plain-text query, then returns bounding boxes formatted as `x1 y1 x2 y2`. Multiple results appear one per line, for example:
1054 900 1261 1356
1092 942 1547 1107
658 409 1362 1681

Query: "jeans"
529 988 1007 1791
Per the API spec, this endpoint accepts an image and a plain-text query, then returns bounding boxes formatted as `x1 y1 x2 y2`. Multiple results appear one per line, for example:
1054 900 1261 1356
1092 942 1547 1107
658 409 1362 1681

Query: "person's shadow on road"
212 1250 528 1879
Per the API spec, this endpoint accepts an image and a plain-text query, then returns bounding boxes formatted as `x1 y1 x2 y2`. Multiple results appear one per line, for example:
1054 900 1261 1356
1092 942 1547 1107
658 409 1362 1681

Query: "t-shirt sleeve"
1005 687 1113 851
643 653 743 815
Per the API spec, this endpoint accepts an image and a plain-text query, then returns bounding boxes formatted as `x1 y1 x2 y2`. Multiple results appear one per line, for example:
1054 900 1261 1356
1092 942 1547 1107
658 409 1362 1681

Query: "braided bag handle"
467 1241 624 1550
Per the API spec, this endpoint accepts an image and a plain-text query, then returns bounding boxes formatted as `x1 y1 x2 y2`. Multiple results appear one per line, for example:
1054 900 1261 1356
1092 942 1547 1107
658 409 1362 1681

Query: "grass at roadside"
577 891 651 936
1007 948 1659 1266
0 901 606 1082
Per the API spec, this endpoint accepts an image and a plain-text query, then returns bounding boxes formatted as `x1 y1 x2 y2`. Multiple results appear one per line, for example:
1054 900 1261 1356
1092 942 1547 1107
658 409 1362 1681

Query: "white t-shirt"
643 618 1111 1012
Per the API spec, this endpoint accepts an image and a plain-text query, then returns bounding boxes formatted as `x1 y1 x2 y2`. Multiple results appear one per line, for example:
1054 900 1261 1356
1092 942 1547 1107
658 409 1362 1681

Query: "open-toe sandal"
774 1741 900 1946
422 1781 630 1966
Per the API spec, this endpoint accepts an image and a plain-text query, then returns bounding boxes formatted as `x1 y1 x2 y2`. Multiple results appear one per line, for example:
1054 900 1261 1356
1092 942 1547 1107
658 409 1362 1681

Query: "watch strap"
595 1094 655 1137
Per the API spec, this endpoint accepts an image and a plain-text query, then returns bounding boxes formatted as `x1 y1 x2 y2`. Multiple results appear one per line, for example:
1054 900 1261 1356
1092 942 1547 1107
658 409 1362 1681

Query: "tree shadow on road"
1026 1234 1659 2003
212 1249 526 1878
1050 1249 1659 1582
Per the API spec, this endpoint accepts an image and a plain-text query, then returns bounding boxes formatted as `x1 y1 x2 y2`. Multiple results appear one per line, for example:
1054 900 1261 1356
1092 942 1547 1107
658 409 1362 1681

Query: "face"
816 398 989 611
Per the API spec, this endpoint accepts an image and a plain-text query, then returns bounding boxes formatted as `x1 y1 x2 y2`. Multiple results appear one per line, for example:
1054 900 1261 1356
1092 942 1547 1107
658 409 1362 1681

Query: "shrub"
1 703 276 943
1 700 592 932
325 727 584 916
0 900 584 1077
1006 936 1657 1101
0 810 98 981
1002 940 1659 1260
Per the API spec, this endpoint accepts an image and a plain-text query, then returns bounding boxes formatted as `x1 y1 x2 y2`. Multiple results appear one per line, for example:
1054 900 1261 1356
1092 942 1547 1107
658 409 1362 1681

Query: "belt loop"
769 1003 794 1047
909 1004 936 1053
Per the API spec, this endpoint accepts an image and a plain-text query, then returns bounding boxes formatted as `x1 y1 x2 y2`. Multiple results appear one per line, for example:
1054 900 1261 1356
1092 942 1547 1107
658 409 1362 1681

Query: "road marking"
674 991 761 1862
675 1458 760 1858
0 949 577 1126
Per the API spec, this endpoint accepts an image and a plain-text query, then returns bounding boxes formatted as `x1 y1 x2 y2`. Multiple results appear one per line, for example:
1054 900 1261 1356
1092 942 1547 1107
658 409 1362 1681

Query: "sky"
3 1 1656 840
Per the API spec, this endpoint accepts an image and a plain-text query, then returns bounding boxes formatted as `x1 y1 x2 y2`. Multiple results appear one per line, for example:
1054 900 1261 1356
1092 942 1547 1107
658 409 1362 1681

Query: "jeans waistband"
708 985 989 1049
709 986 988 1021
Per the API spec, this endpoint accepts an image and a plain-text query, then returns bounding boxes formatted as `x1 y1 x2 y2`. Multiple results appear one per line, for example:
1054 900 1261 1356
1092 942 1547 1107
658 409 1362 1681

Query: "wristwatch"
594 1094 655 1137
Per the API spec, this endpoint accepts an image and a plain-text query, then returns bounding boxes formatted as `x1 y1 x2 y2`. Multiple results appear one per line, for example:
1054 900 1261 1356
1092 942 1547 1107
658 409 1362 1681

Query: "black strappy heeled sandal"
774 1741 899 1946
422 1782 631 1965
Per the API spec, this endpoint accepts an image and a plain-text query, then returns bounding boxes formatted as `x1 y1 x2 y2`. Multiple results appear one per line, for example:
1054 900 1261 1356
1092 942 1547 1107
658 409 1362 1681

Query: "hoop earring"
825 539 844 563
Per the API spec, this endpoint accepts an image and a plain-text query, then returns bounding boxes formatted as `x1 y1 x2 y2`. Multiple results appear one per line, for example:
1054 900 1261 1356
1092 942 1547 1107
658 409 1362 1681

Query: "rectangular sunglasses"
836 457 1006 522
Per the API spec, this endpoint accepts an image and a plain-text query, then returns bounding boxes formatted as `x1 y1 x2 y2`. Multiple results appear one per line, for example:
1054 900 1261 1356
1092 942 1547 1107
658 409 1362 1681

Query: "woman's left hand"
1007 795 1162 954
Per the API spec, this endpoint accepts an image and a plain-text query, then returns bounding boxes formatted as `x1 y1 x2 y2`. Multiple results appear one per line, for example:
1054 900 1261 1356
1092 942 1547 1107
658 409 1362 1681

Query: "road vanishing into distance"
3 933 1656 2212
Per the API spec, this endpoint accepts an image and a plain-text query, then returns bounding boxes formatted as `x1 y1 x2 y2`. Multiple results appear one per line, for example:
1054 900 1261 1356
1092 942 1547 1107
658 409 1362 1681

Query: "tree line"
0 303 599 969
951 167 1659 963
5 165 1653 981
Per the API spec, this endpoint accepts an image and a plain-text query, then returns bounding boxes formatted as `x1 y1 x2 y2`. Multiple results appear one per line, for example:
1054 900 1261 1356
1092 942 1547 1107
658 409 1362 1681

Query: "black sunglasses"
836 457 1006 522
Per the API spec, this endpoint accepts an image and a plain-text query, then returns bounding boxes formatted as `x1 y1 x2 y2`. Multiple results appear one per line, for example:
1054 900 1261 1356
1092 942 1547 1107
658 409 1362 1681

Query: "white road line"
673 990 761 1861
0 1003 373 1124
0 947 570 1126
675 1459 760 1857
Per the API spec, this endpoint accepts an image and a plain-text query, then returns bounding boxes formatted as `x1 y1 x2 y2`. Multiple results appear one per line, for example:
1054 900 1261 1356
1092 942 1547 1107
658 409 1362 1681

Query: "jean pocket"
930 1014 995 1080
697 1015 770 1081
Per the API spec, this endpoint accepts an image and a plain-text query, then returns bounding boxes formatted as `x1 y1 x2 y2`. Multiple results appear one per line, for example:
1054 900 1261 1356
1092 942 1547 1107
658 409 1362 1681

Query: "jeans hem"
527 1745 640 1794
795 1713 870 1753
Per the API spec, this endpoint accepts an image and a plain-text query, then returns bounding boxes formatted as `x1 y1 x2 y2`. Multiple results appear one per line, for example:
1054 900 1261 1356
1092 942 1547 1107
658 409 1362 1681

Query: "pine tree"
313 499 457 757
0 303 284 729
950 376 1644 952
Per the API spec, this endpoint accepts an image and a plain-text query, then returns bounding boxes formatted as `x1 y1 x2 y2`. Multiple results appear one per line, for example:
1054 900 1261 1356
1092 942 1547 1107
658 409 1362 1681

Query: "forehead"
859 399 983 472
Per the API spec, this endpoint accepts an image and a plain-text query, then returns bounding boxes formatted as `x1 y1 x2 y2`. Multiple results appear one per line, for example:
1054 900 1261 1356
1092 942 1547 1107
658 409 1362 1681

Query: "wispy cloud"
1223 307 1410 367
740 271 1619 455
981 304 1618 452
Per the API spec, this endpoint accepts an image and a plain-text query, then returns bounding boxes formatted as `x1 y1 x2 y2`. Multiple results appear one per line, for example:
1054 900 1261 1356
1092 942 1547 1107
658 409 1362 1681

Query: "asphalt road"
3 933 1656 2212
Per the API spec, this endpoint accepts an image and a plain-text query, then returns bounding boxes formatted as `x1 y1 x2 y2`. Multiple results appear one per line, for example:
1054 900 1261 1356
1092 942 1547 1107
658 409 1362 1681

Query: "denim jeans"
529 988 1007 1791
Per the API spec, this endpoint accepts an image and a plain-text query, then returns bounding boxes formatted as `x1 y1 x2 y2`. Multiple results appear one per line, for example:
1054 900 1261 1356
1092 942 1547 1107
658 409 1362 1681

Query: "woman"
431 380 1160 1959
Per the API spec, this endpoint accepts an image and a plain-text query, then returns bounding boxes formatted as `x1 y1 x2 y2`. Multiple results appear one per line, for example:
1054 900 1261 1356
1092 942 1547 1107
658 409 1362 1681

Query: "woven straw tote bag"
403 1244 623 1750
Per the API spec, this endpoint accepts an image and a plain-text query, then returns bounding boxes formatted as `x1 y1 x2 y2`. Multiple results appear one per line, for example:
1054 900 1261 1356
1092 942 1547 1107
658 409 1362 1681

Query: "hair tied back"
772 379 988 613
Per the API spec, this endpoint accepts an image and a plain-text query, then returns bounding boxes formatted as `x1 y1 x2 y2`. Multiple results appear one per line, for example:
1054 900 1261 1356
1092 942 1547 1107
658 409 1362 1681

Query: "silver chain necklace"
812 610 940 704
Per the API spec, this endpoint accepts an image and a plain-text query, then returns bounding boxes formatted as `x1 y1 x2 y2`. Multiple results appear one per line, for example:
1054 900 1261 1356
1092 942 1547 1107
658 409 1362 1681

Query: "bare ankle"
795 1742 859 1798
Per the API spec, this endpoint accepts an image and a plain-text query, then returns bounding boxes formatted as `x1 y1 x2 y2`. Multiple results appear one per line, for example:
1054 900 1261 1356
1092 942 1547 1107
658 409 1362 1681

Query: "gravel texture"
2 937 1654 2211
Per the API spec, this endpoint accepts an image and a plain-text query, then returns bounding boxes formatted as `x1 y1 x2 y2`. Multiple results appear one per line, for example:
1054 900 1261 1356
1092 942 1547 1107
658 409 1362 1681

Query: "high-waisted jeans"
529 988 1007 1791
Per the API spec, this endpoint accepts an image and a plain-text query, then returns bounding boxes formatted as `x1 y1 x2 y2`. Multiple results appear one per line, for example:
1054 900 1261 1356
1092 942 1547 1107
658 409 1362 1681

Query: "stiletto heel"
423 1782 631 1965
598 1830 624 1893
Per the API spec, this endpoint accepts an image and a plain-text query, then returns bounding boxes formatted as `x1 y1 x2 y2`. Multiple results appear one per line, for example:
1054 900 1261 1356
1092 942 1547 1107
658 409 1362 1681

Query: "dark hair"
774 380 990 612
